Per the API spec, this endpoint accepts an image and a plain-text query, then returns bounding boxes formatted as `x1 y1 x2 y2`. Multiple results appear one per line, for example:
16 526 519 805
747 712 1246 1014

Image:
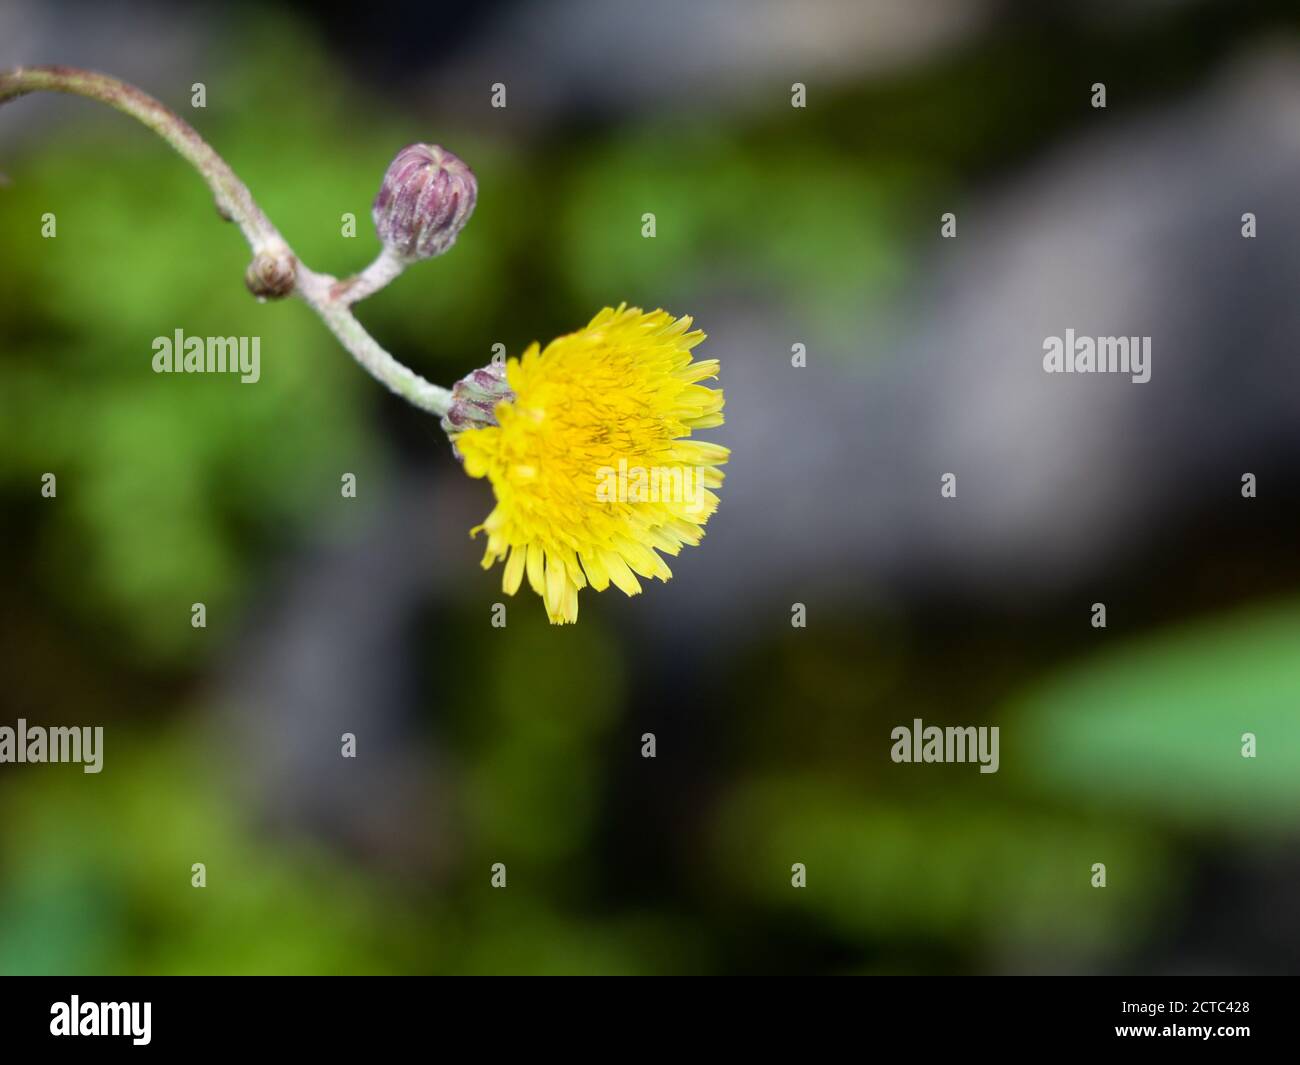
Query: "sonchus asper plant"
0 66 728 624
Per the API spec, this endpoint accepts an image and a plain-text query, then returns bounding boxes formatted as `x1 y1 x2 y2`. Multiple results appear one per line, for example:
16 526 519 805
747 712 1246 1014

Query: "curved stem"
298 266 452 412
0 64 452 417
1 65 280 253
331 245 410 306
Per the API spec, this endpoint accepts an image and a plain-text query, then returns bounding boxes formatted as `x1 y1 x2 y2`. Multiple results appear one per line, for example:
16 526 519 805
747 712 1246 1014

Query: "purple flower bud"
372 144 476 261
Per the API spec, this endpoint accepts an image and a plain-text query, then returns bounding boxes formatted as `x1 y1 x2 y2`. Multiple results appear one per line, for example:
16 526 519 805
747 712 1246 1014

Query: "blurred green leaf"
1012 601 1300 828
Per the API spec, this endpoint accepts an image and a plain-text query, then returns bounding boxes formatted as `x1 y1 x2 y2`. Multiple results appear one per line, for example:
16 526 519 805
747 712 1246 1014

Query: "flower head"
453 305 728 624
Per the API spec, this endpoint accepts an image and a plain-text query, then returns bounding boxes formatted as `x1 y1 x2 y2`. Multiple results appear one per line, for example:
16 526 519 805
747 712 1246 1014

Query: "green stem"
0 64 453 418
299 267 453 413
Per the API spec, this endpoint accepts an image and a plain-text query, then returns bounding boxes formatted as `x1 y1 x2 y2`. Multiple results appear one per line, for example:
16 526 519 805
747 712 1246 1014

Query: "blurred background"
2 0 1300 974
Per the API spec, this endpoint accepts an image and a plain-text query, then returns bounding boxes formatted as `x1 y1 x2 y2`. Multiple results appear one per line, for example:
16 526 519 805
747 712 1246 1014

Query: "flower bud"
244 247 296 300
440 361 514 439
372 144 476 262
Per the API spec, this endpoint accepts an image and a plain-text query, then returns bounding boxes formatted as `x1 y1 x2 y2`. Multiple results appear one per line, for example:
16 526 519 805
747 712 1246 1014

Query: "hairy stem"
298 267 453 412
0 64 452 417
331 245 411 306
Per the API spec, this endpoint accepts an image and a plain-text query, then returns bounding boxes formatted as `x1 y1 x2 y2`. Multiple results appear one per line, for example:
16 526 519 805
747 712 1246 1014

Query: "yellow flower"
454 305 729 624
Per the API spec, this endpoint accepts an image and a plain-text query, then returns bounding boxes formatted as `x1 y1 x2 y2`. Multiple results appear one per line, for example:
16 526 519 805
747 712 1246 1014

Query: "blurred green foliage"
0 655 702 974
711 778 1173 969
2 6 1296 975
560 127 929 335
0 730 400 974
1014 600 1300 828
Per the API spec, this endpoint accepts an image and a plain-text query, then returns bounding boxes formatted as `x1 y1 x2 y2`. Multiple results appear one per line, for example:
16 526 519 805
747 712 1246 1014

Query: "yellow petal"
502 545 526 595
526 543 545 594
601 550 642 597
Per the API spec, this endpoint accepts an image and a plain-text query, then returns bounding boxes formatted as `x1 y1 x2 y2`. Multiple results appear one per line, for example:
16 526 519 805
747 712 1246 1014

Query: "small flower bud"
244 248 296 300
373 144 476 262
441 362 514 439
